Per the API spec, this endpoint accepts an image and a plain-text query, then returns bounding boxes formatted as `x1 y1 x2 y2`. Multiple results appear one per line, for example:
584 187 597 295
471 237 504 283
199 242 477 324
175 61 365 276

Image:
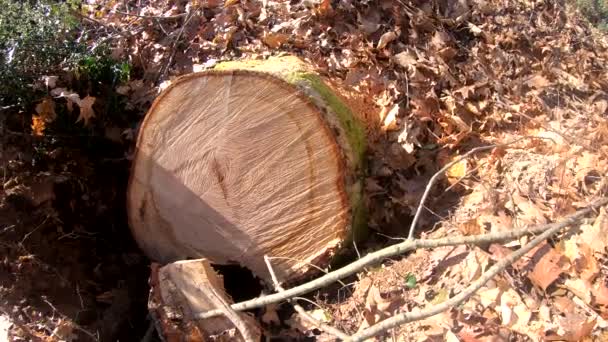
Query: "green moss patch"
288 72 366 169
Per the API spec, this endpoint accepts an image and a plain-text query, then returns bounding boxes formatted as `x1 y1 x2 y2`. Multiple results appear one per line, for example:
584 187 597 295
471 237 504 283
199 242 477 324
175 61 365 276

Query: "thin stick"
264 256 350 340
77 12 131 38
348 203 594 341
113 10 187 19
196 196 608 319
21 216 50 244
203 285 257 342
158 9 196 82
141 315 155 342
267 255 347 287
407 136 554 239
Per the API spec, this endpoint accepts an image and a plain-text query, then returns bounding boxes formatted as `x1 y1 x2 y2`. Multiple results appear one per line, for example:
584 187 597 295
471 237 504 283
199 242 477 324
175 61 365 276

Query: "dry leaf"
468 22 483 35
377 31 397 49
574 244 600 282
316 0 333 17
262 32 289 49
393 50 418 69
523 243 567 291
509 193 548 225
381 103 399 131
581 207 608 254
477 211 513 233
477 287 501 308
595 282 608 304
551 67 588 91
224 0 239 7
445 329 460 342
564 277 592 303
51 89 81 113
499 288 531 330
525 74 550 89
358 285 404 332
31 116 46 136
546 314 596 341
35 97 57 122
51 319 77 342
592 99 608 115
446 157 469 186
309 308 331 323
76 95 96 126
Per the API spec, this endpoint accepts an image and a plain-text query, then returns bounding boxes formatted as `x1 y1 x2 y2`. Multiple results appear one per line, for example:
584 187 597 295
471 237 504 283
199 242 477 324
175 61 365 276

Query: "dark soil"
0 125 150 341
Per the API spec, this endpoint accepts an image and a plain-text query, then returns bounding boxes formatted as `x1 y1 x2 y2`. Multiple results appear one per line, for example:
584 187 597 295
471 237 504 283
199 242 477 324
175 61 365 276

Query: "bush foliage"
575 0 608 30
0 0 129 110
0 0 82 106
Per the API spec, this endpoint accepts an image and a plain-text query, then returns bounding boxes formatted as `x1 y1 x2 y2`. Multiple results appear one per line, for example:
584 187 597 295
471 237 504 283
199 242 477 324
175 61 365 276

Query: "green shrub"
0 0 79 106
0 0 130 110
575 0 608 30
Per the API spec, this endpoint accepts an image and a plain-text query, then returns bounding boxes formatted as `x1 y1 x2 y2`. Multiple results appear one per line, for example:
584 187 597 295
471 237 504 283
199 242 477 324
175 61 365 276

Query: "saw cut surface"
128 71 349 280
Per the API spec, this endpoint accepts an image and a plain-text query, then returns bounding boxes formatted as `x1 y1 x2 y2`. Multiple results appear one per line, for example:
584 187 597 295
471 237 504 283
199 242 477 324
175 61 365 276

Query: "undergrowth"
574 0 608 30
0 0 130 110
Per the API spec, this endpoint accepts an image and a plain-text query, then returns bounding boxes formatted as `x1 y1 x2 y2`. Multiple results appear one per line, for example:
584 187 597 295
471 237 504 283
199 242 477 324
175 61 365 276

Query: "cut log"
127 56 366 283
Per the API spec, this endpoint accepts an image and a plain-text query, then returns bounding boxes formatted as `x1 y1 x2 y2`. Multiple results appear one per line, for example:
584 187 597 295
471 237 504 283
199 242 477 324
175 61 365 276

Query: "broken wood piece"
148 259 261 341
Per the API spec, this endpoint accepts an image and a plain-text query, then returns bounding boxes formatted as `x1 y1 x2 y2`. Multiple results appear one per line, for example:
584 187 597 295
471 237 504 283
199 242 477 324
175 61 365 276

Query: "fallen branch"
203 285 257 342
76 11 131 38
196 196 608 319
264 256 350 340
157 9 196 82
113 10 188 20
348 202 599 341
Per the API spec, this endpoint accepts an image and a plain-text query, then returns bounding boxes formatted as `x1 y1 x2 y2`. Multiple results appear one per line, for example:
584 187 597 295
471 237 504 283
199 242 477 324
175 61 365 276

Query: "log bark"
127 56 366 283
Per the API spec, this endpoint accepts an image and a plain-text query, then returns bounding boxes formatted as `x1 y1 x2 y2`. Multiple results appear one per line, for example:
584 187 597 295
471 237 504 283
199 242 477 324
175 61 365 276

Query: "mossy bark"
214 56 368 246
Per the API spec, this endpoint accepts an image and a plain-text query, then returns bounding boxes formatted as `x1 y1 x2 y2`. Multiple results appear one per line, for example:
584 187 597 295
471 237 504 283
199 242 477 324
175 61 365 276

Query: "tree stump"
127 56 366 283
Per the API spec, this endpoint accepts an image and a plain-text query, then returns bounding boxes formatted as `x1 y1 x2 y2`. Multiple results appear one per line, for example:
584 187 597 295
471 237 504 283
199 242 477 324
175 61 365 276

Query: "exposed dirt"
0 127 150 341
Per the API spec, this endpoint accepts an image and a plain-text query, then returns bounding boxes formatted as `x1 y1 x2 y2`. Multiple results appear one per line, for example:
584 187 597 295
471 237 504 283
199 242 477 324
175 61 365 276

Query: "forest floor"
1 0 608 341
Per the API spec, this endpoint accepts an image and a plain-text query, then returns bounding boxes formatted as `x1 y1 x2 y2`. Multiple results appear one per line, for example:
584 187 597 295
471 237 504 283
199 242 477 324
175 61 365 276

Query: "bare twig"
43 298 100 341
157 9 197 82
76 12 131 38
203 285 257 342
267 255 348 287
196 196 608 319
408 136 554 239
141 321 156 342
113 10 187 20
264 256 350 340
348 202 599 341
21 216 50 244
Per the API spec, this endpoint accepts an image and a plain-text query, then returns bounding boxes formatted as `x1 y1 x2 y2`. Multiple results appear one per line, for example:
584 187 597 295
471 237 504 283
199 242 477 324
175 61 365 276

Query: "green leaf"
405 273 417 289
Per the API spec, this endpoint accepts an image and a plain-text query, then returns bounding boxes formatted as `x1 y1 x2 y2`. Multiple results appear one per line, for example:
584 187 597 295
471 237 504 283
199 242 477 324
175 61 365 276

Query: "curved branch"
407 136 555 239
195 196 608 320
348 204 587 341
